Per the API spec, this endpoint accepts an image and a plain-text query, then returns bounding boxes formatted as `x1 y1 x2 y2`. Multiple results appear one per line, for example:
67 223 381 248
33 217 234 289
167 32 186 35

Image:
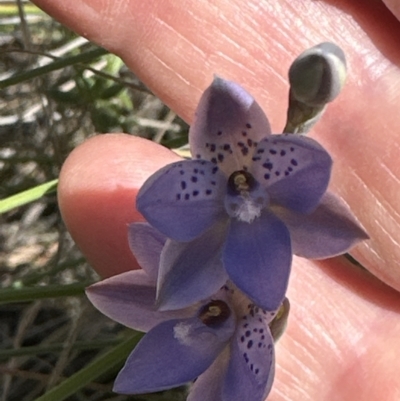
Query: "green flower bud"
289 42 347 107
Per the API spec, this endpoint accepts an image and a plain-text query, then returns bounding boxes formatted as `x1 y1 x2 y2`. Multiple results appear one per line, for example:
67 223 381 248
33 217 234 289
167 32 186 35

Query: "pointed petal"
223 210 292 311
251 134 332 213
190 77 271 176
187 348 229 401
86 271 196 332
222 310 275 401
137 160 227 242
274 192 369 259
157 221 229 310
128 222 166 280
114 312 235 394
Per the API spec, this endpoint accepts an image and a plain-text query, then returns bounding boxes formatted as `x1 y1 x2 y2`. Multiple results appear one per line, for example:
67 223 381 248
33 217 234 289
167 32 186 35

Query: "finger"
30 0 400 123
274 255 400 401
58 134 180 277
382 0 400 21
34 0 400 290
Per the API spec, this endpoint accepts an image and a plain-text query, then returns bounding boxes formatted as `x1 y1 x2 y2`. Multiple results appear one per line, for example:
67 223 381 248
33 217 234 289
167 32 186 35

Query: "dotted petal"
190 77 271 176
251 134 332 213
137 160 227 242
222 306 275 401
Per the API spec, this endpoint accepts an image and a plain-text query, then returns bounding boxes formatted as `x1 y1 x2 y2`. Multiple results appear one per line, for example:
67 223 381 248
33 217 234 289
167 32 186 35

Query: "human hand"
32 1 400 400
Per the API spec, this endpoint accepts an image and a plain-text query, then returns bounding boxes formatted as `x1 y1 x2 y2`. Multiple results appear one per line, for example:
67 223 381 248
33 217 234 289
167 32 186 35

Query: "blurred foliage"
0 2 189 400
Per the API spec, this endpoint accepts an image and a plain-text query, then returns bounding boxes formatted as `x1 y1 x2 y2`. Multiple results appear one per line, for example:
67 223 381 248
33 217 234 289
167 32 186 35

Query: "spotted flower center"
228 170 256 195
199 300 231 327
225 170 268 223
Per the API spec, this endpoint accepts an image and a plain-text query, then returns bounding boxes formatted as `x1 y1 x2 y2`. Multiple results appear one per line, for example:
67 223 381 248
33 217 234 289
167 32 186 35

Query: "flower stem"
0 282 90 304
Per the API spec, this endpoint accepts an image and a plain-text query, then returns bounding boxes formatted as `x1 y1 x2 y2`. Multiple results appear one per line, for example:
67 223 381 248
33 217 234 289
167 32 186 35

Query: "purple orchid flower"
86 223 286 401
136 77 368 312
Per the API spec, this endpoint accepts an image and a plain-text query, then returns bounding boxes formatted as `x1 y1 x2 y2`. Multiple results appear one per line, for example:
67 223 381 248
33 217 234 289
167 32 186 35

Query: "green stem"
33 332 142 401
0 282 90 304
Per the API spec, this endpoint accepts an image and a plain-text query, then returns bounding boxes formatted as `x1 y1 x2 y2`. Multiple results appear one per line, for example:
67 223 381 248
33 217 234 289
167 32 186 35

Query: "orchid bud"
284 42 347 134
289 42 347 107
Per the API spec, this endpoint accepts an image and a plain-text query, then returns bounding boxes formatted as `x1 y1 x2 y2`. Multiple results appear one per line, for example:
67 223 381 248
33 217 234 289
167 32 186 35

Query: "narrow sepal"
274 191 369 259
128 222 166 280
86 271 196 332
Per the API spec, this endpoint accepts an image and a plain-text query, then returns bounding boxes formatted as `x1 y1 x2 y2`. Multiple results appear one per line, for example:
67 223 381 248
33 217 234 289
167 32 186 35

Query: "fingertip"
58 134 181 277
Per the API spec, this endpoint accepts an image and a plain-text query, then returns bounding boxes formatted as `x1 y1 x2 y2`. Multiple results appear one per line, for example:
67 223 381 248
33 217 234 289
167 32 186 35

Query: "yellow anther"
207 305 222 317
233 173 249 192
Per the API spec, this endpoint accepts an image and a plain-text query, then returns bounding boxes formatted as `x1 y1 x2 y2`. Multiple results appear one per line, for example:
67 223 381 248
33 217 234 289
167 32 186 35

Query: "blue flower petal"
274 192 369 259
137 160 227 242
128 222 166 280
86 271 197 332
251 134 332 213
187 348 229 401
222 308 275 401
223 210 292 311
190 77 271 176
157 221 229 311
114 312 235 394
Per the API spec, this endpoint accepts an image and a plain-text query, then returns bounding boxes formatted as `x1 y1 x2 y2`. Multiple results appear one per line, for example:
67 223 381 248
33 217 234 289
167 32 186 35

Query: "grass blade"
0 179 58 214
0 47 108 89
0 282 89 304
33 332 142 401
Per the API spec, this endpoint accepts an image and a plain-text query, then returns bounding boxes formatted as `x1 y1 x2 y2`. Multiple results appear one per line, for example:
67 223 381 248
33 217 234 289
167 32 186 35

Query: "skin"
32 0 400 400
